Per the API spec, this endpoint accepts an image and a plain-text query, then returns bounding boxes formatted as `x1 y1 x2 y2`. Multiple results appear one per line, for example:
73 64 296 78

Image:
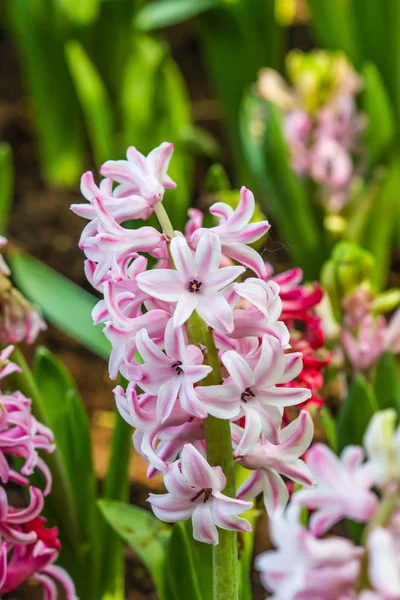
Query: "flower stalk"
155 203 239 600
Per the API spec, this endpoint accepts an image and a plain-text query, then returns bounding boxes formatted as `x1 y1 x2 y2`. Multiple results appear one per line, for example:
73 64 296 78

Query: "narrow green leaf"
5 0 85 185
33 347 99 599
135 0 218 30
66 39 115 165
98 500 171 599
241 93 324 278
374 351 400 417
0 142 13 234
98 414 132 600
58 0 100 25
337 375 378 451
362 62 395 165
164 522 203 600
7 249 110 359
306 0 359 65
317 406 338 453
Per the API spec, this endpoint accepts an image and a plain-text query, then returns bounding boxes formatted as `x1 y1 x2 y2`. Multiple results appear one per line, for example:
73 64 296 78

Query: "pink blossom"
135 319 212 422
295 444 377 536
341 315 386 371
235 410 315 514
385 307 400 355
100 141 176 206
190 187 270 278
366 527 400 600
136 232 245 332
196 336 310 454
148 444 252 545
255 503 362 600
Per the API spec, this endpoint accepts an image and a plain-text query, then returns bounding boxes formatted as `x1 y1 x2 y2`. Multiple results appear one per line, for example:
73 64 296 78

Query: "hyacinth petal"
367 528 400 597
194 231 221 277
170 236 195 280
179 381 208 418
206 266 246 292
148 492 193 522
173 293 198 327
275 458 315 486
181 364 212 383
213 503 252 533
164 319 186 360
196 295 234 334
157 378 181 423
221 350 254 390
257 386 311 407
223 242 267 278
235 406 262 456
136 269 182 301
236 470 264 501
305 443 343 487
341 445 365 474
181 444 223 490
136 328 170 367
147 142 175 183
226 187 255 231
262 470 289 514
192 502 219 545
196 384 241 419
6 486 44 523
308 508 344 537
274 411 314 458
280 352 304 383
254 336 286 389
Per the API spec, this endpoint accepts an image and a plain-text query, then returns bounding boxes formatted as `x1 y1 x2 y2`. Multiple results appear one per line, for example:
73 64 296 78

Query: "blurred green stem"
154 201 238 600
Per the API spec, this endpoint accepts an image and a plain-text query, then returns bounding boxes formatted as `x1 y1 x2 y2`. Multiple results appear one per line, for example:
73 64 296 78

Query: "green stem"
6 346 82 554
154 203 238 600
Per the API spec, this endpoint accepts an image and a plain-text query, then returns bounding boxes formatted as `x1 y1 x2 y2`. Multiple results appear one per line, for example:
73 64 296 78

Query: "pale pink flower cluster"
0 236 46 344
72 142 316 544
341 287 400 372
256 419 400 600
258 63 365 213
0 346 77 599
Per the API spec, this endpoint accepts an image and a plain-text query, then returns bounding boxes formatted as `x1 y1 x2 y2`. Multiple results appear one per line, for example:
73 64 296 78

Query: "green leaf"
7 249 110 359
98 413 132 600
33 348 99 599
0 142 13 233
337 375 379 451
66 39 115 165
5 0 85 185
306 0 359 65
58 0 100 25
135 0 218 31
317 406 338 453
241 93 324 278
374 351 400 417
362 62 395 165
98 500 171 599
164 523 203 600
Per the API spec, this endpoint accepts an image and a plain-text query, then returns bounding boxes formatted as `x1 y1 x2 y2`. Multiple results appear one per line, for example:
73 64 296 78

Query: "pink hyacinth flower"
190 187 270 278
366 527 400 600
295 443 377 536
100 141 176 206
235 410 315 514
148 444 252 545
136 231 245 332
135 319 212 422
196 335 310 454
341 314 386 372
255 503 362 600
310 137 353 192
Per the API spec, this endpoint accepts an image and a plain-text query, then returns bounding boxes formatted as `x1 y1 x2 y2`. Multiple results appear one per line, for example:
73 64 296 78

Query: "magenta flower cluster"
72 142 316 544
0 346 77 599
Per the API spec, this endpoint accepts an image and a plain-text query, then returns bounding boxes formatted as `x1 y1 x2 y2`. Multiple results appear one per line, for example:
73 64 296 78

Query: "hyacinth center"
190 487 213 503
171 360 183 375
241 387 255 403
187 279 202 293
